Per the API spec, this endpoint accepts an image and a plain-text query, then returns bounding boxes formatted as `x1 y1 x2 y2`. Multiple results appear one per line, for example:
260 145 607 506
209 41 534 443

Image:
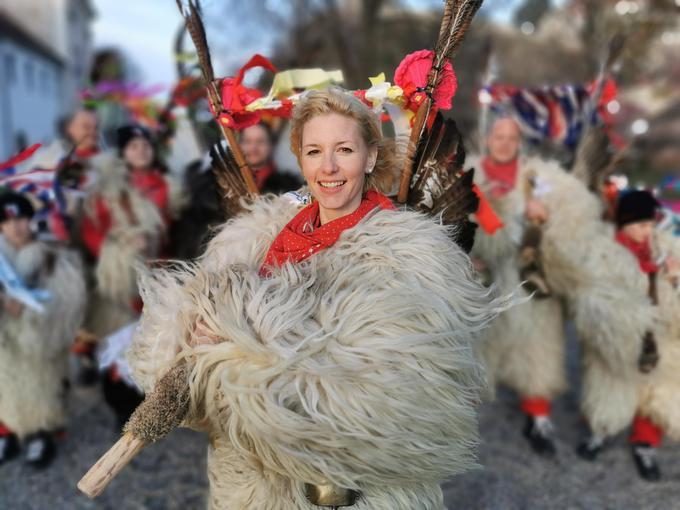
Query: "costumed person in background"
469 117 566 455
170 121 303 261
470 117 657 460
239 121 302 194
582 190 680 480
14 108 103 241
115 124 184 234
20 109 102 174
76 149 164 389
0 192 86 468
96 125 184 428
128 89 509 509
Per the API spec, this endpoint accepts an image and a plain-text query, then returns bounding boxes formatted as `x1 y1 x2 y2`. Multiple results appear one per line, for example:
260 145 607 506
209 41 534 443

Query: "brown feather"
398 0 483 202
571 125 613 191
176 1 256 208
406 113 478 252
211 144 250 216
430 0 483 91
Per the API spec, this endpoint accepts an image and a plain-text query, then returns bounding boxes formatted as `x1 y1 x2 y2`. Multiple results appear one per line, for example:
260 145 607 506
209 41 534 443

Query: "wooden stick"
77 433 145 499
397 98 431 203
77 361 191 498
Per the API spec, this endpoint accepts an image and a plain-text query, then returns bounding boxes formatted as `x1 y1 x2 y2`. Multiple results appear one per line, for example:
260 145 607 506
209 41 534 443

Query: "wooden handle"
397 98 431 203
77 432 146 499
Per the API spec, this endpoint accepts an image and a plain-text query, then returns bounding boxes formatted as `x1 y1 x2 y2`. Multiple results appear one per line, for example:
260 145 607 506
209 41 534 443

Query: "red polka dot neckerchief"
260 190 395 276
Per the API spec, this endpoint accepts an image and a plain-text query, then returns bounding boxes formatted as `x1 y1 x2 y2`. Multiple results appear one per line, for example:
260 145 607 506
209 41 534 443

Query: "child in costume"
128 89 510 509
0 192 86 467
581 190 680 481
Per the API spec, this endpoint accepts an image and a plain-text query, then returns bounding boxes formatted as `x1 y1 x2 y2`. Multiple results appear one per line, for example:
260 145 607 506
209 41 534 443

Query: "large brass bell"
305 483 359 508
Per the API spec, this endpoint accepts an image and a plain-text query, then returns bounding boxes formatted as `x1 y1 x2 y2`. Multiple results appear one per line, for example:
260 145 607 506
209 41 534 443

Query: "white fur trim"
129 194 512 508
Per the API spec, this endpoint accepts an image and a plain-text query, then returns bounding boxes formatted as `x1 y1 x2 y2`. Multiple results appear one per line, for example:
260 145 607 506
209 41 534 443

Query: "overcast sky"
92 0 529 99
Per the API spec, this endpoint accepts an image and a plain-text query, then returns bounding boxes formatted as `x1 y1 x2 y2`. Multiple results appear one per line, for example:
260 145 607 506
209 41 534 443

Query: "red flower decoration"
394 49 457 112
216 54 278 130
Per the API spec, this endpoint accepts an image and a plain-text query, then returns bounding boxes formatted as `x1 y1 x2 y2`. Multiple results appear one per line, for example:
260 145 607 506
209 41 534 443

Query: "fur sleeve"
535 162 656 372
10 248 86 358
468 154 522 263
130 207 512 487
199 194 302 272
129 194 302 390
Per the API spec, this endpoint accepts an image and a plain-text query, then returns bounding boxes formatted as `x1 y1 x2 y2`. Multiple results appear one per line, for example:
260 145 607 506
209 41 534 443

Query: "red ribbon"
0 143 42 172
473 184 505 235
215 54 278 130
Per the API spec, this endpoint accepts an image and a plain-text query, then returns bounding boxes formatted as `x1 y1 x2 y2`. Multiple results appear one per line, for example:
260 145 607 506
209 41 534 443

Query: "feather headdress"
396 0 484 253
176 0 258 214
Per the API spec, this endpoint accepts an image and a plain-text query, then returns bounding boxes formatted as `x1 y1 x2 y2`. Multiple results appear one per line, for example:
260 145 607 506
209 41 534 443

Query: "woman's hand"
664 255 680 274
525 198 549 223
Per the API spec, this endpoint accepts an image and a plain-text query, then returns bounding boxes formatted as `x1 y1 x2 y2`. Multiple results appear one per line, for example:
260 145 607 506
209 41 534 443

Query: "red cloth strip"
0 423 13 436
615 231 659 274
520 397 551 417
630 415 663 447
0 143 42 171
473 184 504 235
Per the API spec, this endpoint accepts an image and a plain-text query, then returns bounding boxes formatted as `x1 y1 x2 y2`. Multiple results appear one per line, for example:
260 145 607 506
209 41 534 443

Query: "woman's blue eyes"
305 147 353 156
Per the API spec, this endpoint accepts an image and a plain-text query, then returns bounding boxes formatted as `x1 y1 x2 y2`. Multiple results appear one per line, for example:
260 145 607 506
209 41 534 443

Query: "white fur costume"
469 155 655 438
0 236 86 438
81 155 164 338
635 232 680 440
129 194 511 510
470 155 567 402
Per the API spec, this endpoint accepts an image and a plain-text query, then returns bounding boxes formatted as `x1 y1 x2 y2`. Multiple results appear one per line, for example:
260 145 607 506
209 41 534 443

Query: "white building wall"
0 40 62 159
1 0 94 112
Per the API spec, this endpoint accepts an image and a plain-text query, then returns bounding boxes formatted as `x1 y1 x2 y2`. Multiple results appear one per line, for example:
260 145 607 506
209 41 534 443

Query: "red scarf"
254 163 276 191
615 231 658 274
260 190 395 275
75 146 99 160
130 168 169 221
482 156 519 198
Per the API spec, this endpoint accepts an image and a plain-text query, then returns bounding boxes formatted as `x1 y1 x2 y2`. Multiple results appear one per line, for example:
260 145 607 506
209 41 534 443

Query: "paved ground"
1 333 678 510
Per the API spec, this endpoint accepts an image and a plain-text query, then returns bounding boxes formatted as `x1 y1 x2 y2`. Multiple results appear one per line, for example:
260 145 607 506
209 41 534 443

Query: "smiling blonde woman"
128 89 509 510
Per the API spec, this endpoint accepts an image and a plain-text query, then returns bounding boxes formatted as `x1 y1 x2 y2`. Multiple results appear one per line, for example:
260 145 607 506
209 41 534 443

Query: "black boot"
76 351 100 386
0 434 20 464
632 443 661 481
577 434 605 461
523 415 557 456
24 431 56 469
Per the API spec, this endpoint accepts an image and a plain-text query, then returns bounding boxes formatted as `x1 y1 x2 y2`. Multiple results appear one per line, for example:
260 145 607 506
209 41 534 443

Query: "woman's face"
123 137 154 170
621 220 655 244
1 218 32 249
300 113 376 225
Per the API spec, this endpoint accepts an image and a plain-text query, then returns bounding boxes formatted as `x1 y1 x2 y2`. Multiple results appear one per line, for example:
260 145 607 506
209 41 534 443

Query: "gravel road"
1 334 678 510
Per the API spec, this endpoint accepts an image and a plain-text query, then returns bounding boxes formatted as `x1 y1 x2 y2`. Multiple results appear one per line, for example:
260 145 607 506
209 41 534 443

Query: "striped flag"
481 80 615 149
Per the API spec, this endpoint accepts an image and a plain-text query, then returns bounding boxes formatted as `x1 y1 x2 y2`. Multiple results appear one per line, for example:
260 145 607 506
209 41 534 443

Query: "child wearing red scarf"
615 190 680 481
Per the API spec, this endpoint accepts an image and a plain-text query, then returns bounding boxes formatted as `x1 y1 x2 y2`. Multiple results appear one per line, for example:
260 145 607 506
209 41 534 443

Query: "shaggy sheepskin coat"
129 193 509 510
0 236 86 438
469 155 655 437
469 155 567 400
81 155 165 338
634 232 680 440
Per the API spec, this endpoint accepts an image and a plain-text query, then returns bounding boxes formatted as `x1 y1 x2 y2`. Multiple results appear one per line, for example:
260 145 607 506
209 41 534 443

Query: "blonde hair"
289 88 398 194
